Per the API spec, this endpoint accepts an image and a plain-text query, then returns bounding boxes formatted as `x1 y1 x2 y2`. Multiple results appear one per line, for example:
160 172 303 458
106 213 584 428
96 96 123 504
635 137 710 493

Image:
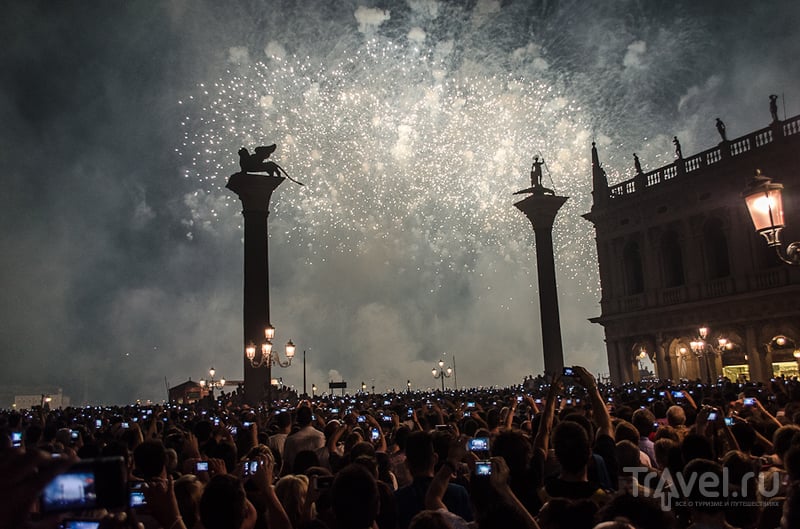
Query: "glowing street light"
743 170 800 265
200 367 225 398
432 359 453 391
245 325 296 369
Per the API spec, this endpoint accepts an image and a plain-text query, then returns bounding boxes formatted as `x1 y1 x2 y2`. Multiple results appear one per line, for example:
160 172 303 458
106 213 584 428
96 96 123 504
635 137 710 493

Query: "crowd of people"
2 366 800 529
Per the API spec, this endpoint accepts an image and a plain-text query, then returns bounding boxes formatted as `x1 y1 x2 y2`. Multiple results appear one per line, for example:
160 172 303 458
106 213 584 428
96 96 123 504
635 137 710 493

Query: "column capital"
226 173 285 211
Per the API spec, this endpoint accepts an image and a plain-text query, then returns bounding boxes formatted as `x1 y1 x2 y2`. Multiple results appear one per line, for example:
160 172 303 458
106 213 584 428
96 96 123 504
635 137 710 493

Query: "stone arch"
667 337 700 381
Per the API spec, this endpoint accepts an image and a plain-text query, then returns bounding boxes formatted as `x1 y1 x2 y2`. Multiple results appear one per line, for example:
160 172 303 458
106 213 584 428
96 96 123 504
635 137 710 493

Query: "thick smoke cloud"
1 1 799 404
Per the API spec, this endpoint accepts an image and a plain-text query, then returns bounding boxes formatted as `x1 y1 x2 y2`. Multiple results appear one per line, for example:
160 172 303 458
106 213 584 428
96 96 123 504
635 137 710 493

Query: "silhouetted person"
672 136 682 159
715 118 727 142
770 94 779 122
633 153 642 174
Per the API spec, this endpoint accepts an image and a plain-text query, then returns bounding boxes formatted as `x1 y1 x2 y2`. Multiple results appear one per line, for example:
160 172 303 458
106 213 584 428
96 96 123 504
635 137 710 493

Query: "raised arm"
252 454 292 529
489 457 541 529
425 436 467 511
574 366 613 439
533 375 561 457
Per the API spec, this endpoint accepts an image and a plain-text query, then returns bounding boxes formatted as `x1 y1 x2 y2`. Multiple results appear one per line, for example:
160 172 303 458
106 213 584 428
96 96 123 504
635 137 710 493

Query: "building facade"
14 389 70 409
584 105 800 384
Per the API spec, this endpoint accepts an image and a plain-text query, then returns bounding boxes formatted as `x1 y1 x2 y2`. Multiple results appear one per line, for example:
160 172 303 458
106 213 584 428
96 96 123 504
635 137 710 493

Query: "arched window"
623 240 644 295
661 231 685 287
704 218 730 279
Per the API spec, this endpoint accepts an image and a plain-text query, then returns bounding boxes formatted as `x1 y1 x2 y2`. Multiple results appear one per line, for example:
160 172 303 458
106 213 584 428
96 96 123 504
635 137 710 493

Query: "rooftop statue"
716 118 727 142
633 153 643 174
770 94 779 122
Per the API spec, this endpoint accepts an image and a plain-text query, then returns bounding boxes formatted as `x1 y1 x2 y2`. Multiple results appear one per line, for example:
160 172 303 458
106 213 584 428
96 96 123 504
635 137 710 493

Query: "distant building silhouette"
584 107 800 384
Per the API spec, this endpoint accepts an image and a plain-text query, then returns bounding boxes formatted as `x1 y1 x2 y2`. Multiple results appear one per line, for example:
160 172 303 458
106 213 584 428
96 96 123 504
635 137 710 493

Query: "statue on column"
237 144 304 185
715 118 728 142
530 156 544 187
513 155 554 196
673 136 682 159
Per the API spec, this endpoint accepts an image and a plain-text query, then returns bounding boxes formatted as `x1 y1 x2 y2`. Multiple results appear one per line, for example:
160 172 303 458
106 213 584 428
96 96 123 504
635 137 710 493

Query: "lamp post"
311 384 317 398
743 170 800 265
689 327 731 384
406 380 411 394
245 324 296 407
431 359 453 392
200 367 226 400
637 348 648 374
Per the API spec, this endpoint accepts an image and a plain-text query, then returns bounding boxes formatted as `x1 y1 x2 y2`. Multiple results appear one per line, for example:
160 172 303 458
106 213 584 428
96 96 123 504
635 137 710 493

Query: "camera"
370 428 380 441
196 461 209 472
466 401 476 409
467 437 490 452
242 422 252 428
95 419 102 428
243 460 259 476
129 482 147 509
672 391 683 398
357 415 366 423
744 397 756 406
313 475 334 490
707 412 718 421
11 431 22 447
475 461 492 476
40 457 127 513
725 417 734 426
62 520 101 529
381 414 393 422
407 407 413 418
562 367 575 377
70 430 80 440
517 396 524 402
330 407 339 413
121 422 129 429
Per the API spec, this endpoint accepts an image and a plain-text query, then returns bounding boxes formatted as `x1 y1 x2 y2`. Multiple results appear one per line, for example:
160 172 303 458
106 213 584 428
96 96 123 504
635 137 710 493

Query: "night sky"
2 1 799 405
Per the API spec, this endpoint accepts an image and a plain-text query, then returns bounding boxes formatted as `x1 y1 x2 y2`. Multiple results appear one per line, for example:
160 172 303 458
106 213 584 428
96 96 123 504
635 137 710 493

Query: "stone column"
226 172 285 406
514 191 568 377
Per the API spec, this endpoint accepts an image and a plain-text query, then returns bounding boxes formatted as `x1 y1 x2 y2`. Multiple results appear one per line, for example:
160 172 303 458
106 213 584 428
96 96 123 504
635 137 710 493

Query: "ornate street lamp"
245 325 296 369
432 359 453 391
200 367 226 399
743 170 800 265
311 384 317 397
244 325 295 406
636 347 648 374
689 327 731 384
